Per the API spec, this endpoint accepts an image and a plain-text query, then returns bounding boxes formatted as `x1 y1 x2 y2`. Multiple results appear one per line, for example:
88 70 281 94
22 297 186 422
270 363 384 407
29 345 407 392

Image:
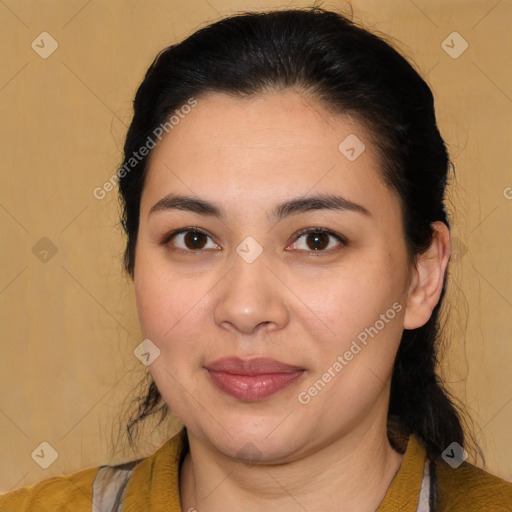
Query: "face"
134 90 413 463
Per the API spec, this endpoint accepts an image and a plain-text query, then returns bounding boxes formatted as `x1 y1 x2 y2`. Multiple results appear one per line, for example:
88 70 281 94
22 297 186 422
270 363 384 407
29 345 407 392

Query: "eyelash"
160 226 348 256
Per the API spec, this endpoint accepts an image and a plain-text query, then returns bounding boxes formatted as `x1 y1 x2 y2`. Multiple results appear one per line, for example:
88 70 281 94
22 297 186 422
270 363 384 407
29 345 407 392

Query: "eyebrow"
148 193 372 221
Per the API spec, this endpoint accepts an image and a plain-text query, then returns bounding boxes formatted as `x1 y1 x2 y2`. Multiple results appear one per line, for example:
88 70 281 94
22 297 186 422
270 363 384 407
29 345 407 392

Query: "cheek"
297 277 404 417
295 257 406 384
136 276 196 338
134 254 214 365
134 262 213 419
134 254 181 338
302 262 398 333
134 270 204 404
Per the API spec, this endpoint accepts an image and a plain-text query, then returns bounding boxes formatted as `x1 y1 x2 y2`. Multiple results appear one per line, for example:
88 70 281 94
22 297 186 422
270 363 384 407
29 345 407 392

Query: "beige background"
0 0 511 493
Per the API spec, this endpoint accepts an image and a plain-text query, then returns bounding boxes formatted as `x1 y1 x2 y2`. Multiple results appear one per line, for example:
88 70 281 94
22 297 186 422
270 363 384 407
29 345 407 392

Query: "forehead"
148 90 368 160
141 90 396 220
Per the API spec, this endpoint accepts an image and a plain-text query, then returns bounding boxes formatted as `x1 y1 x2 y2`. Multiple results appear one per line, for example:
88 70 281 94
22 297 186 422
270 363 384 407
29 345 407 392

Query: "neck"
179 418 405 512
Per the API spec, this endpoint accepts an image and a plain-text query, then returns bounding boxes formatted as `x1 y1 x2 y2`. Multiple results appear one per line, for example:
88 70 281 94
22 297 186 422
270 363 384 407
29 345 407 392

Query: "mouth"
204 357 306 401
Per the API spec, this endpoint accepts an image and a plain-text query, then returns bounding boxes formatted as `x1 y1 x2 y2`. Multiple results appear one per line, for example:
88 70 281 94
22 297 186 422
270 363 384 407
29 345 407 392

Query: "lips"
205 357 305 401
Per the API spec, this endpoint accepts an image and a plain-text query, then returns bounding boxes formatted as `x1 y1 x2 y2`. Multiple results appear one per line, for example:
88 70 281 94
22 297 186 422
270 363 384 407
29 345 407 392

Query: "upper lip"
205 357 304 375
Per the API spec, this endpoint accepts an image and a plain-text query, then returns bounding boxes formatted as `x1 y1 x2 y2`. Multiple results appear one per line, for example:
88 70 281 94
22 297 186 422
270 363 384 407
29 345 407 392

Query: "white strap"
415 458 431 512
92 465 133 512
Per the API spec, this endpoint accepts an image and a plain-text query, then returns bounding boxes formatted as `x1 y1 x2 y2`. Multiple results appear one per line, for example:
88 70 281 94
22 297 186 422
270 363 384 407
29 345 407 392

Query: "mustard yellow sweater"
1 428 511 511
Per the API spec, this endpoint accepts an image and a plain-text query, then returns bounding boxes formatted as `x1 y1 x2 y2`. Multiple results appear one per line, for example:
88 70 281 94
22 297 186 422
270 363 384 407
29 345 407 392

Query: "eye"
161 226 347 254
288 227 347 253
162 228 220 252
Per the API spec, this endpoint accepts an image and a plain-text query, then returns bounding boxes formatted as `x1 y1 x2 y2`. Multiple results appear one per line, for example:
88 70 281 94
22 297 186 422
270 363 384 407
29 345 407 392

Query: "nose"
213 248 290 336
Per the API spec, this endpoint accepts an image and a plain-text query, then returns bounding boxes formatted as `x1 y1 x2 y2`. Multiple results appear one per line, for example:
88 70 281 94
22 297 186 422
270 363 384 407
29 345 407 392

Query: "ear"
403 221 451 330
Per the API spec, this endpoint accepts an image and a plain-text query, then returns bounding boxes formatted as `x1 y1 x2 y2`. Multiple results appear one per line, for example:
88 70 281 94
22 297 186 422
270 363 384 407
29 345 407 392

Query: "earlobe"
403 222 451 330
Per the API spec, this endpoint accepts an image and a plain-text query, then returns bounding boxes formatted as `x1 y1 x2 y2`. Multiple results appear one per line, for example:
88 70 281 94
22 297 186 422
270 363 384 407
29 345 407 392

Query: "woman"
1 6 511 511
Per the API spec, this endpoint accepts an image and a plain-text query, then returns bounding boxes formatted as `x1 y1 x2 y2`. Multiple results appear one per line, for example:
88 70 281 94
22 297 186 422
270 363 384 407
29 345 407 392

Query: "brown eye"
163 229 219 252
182 231 208 250
290 228 346 253
305 232 330 251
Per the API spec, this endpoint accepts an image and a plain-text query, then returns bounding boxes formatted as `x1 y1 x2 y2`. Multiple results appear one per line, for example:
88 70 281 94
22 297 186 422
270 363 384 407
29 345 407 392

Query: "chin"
190 413 308 464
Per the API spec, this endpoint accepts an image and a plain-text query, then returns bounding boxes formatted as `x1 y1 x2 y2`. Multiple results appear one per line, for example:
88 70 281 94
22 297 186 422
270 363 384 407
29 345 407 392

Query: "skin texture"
134 90 451 511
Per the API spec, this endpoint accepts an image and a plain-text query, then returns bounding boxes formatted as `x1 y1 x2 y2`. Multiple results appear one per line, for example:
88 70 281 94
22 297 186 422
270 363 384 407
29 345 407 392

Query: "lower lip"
207 370 305 401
